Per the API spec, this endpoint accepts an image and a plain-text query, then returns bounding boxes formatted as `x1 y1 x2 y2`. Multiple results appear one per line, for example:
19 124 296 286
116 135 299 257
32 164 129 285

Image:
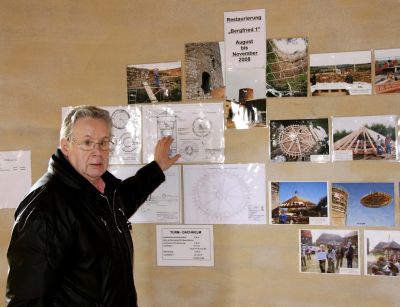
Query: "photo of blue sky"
278 181 328 204
332 182 395 227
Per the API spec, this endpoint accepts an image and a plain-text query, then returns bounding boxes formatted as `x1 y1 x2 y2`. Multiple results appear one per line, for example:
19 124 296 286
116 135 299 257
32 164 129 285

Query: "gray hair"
60 105 112 140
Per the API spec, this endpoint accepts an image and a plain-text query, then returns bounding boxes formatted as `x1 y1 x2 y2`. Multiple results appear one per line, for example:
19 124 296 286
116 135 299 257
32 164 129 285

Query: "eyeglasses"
70 138 114 151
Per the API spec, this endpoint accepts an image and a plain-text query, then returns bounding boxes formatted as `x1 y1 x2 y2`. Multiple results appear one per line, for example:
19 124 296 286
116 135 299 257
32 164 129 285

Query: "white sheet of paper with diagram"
0 150 31 209
183 163 266 224
142 102 225 163
62 105 142 164
108 164 181 223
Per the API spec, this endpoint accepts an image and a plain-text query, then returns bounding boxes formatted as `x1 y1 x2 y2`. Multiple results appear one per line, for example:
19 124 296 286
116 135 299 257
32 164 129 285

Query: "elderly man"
6 105 180 306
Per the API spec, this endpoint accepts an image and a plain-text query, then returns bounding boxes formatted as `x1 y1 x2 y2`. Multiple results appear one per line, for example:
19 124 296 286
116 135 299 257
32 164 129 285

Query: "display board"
1 1 400 306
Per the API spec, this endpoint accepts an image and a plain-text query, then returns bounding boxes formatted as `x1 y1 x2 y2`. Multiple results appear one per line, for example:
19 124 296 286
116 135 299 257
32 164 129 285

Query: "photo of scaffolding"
310 51 372 96
374 48 400 94
127 61 182 103
332 115 397 161
300 229 360 275
266 37 308 97
364 230 400 277
270 181 328 225
331 182 395 227
269 118 329 162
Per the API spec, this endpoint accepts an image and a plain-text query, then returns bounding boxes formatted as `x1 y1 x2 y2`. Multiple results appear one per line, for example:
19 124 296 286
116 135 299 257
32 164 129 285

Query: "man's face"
61 117 110 184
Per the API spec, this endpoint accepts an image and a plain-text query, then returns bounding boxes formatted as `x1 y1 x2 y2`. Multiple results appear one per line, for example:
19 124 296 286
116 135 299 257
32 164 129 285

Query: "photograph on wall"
269 118 329 162
310 51 372 96
364 230 400 277
331 182 395 227
185 41 225 100
183 164 266 224
266 37 308 97
300 229 360 275
332 115 397 161
270 181 328 225
374 48 400 94
127 61 182 104
225 68 266 129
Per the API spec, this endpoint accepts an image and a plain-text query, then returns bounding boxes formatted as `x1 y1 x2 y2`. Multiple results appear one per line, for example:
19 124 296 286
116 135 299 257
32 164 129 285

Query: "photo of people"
331 182 395 227
374 48 400 94
185 42 225 100
127 61 182 103
300 229 360 275
269 118 329 162
364 230 400 277
270 181 328 225
310 51 372 96
332 115 397 161
266 37 308 97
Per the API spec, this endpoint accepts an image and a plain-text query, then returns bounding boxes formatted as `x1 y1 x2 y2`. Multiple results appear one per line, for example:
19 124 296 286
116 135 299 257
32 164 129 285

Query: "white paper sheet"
224 9 266 69
108 164 181 224
156 224 214 267
0 151 31 209
183 163 266 224
142 102 225 163
62 105 142 165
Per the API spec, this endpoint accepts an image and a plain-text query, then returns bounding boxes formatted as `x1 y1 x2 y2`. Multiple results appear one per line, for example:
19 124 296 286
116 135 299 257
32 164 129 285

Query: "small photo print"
270 181 328 225
300 229 360 275
269 118 329 162
225 68 266 129
364 230 400 276
127 61 182 103
310 51 372 96
332 115 397 161
266 37 308 97
331 182 395 227
374 48 400 94
185 42 225 100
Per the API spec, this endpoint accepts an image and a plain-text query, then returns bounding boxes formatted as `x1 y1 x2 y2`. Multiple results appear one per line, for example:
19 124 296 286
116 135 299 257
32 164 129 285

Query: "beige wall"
1 0 400 306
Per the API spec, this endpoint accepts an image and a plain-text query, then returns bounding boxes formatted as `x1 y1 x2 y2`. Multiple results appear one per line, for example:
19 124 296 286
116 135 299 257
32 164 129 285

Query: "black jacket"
6 149 165 307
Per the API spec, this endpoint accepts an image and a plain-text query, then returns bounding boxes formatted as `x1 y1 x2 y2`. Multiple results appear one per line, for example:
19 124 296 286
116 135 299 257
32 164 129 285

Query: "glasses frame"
69 138 114 151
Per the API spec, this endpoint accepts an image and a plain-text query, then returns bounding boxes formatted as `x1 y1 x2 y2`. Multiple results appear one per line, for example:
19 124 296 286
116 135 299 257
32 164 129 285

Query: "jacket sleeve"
6 203 63 306
117 161 165 218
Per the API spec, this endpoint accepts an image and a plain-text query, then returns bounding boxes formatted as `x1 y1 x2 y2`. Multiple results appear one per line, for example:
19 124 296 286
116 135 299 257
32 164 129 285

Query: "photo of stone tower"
331 185 348 226
185 42 225 99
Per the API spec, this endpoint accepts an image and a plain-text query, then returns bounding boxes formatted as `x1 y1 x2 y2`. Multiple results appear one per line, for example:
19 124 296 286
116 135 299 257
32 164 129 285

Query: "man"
6 106 180 306
345 241 354 268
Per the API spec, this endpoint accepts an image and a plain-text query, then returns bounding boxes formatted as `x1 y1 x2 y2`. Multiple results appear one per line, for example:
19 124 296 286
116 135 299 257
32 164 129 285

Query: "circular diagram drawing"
192 170 250 220
278 125 315 157
111 109 130 129
192 117 212 137
120 133 139 152
179 141 199 160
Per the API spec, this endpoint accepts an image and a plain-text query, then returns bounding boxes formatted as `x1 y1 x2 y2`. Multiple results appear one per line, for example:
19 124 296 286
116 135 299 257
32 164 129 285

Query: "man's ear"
60 138 70 156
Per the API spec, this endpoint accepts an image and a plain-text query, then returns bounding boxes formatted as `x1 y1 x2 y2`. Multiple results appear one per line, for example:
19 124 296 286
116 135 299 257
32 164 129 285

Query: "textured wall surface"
1 1 400 306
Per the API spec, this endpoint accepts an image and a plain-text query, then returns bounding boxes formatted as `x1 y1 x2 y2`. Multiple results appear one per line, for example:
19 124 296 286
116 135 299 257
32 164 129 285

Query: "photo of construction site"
332 115 397 161
374 48 400 94
269 118 329 162
270 181 328 225
266 37 308 97
127 61 182 103
364 230 400 277
331 182 395 227
310 51 372 96
300 229 360 275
